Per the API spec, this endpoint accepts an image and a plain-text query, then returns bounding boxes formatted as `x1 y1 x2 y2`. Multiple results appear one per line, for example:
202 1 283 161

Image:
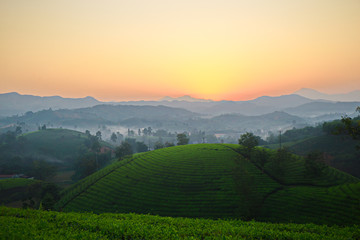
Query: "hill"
0 104 199 129
0 128 111 165
284 101 360 118
286 134 360 178
0 92 100 117
1 207 359 240
294 88 360 102
56 144 360 225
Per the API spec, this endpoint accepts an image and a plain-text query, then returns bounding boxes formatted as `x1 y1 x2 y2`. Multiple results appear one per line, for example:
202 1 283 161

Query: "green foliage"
238 132 259 156
110 132 117 143
1 207 359 240
304 151 327 177
154 141 164 149
288 134 360 178
58 144 360 224
176 133 189 145
164 141 175 147
115 141 133 159
0 178 36 191
40 183 61 210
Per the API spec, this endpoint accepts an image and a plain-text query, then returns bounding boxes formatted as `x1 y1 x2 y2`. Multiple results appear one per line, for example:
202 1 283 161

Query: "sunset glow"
1 0 360 101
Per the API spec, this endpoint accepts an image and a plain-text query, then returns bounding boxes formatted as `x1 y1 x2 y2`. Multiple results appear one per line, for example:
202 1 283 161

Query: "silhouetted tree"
115 142 133 160
154 141 164 149
111 132 117 143
304 151 327 177
177 133 189 145
251 148 269 171
164 142 175 148
96 131 102 140
136 141 148 152
238 132 259 157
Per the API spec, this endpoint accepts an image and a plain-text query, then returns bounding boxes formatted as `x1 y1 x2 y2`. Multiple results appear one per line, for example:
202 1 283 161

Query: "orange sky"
1 0 360 101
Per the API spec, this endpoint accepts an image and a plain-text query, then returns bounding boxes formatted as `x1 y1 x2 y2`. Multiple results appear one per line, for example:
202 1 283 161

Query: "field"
56 144 360 225
1 206 359 240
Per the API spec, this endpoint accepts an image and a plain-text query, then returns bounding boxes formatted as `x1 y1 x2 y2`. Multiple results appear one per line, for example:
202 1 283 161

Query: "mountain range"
0 89 359 124
294 88 360 102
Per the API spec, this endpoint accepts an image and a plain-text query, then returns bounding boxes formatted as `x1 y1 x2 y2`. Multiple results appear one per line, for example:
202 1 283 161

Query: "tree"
96 131 102 140
336 106 360 150
304 151 326 177
154 141 164 150
30 159 57 181
41 124 46 130
110 132 118 143
72 153 97 180
40 183 61 210
271 148 292 178
115 142 133 160
136 141 148 152
164 142 175 148
238 132 259 157
15 126 22 136
177 133 189 145
251 148 269 171
90 136 101 153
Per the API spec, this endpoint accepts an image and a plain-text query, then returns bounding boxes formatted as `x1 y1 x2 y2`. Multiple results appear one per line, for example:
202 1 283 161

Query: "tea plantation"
56 144 360 225
1 206 359 240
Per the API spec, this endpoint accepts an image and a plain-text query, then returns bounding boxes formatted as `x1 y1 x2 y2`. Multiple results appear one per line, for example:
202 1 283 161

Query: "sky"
1 0 360 101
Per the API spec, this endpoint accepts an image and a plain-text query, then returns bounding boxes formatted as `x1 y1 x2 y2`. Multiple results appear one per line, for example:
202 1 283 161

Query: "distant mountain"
160 95 213 102
284 101 360 118
248 94 316 108
0 104 199 128
294 88 360 102
186 111 307 133
0 92 101 117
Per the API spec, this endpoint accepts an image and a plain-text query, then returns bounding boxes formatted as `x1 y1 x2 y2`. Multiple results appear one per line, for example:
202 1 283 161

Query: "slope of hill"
1 207 359 240
56 144 360 225
287 134 360 178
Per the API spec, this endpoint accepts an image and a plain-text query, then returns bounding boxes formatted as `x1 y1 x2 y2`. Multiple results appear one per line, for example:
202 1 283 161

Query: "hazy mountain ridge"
294 88 360 102
0 91 330 117
1 91 359 128
0 92 100 117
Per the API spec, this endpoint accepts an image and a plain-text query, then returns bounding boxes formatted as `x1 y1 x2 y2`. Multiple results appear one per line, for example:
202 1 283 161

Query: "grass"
1 206 359 240
56 144 360 225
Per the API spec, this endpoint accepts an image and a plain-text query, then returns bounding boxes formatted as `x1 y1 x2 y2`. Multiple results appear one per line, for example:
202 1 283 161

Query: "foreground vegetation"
56 144 360 225
1 207 359 240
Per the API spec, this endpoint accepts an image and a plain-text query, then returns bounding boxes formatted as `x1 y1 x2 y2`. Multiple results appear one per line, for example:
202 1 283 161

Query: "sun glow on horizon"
1 0 360 101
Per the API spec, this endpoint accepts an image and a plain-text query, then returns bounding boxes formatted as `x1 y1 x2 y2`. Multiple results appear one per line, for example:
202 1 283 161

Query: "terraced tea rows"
61 144 281 218
260 182 360 225
58 144 360 224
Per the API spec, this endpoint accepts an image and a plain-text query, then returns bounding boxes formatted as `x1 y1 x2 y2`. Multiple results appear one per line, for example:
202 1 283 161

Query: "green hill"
21 128 111 162
1 207 359 240
0 128 111 166
283 134 360 178
56 144 360 225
